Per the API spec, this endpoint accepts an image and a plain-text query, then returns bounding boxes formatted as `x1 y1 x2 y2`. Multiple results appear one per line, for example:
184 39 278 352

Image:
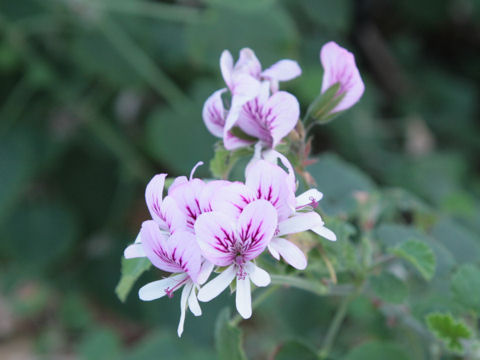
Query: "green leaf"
307 153 375 216
451 264 480 313
344 341 409 360
370 272 408 304
390 239 436 280
426 313 472 353
115 257 151 302
275 340 317 360
215 308 247 360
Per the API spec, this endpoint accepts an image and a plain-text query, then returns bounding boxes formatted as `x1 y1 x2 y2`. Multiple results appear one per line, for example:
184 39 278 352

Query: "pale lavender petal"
141 221 202 279
267 243 280 260
320 41 365 112
236 275 252 319
211 183 257 220
296 189 323 208
269 237 307 270
237 200 277 261
194 212 237 266
197 260 214 285
262 149 296 193
168 178 206 230
145 174 167 225
203 89 227 138
277 212 324 236
263 91 299 148
261 59 301 82
188 287 202 316
160 196 187 233
245 160 296 221
168 176 188 195
224 74 261 133
234 48 262 79
245 262 271 287
311 224 337 241
138 273 187 301
198 180 231 213
177 281 192 337
197 265 236 302
220 50 234 89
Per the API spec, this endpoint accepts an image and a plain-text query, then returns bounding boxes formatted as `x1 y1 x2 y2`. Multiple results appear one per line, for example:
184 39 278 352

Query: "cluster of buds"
124 42 364 336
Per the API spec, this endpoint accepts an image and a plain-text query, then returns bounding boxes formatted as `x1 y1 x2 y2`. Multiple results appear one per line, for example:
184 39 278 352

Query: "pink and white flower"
203 83 300 150
320 41 365 114
137 220 212 337
211 159 336 270
195 200 277 319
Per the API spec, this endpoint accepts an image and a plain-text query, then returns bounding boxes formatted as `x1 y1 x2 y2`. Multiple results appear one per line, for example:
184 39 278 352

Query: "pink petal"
263 91 299 147
277 212 324 236
211 183 257 220
269 237 307 270
202 89 227 138
198 180 231 213
320 41 365 112
145 174 167 225
168 176 188 194
261 149 296 192
197 265 236 302
124 243 145 259
261 59 302 82
236 275 252 319
245 160 296 221
197 260 214 285
220 50 234 89
140 221 201 280
237 200 278 261
194 212 237 266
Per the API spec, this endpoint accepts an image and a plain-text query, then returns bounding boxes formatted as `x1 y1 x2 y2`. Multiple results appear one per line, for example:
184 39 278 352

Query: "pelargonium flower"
195 200 277 319
212 159 336 270
137 220 213 337
320 41 365 114
203 83 300 150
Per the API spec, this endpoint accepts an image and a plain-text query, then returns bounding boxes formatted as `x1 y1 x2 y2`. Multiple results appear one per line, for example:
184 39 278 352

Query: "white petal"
138 274 187 301
311 225 337 241
197 265 236 302
268 243 280 260
124 243 145 259
188 287 202 316
245 262 271 287
296 189 323 208
177 282 192 337
277 212 324 236
269 237 307 270
236 275 252 319
197 261 215 285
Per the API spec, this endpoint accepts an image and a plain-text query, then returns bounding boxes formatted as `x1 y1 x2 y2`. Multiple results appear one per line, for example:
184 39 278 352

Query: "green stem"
318 293 356 359
99 17 191 112
230 285 280 326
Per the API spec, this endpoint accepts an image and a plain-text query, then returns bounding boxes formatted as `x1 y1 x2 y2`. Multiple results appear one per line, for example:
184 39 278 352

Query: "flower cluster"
124 42 363 336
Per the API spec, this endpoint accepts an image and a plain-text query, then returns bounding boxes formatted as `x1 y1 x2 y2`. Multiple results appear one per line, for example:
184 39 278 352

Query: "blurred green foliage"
1 0 480 359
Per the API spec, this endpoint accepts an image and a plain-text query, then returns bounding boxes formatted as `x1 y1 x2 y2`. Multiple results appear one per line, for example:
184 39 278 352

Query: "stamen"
189 161 204 180
164 277 189 298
